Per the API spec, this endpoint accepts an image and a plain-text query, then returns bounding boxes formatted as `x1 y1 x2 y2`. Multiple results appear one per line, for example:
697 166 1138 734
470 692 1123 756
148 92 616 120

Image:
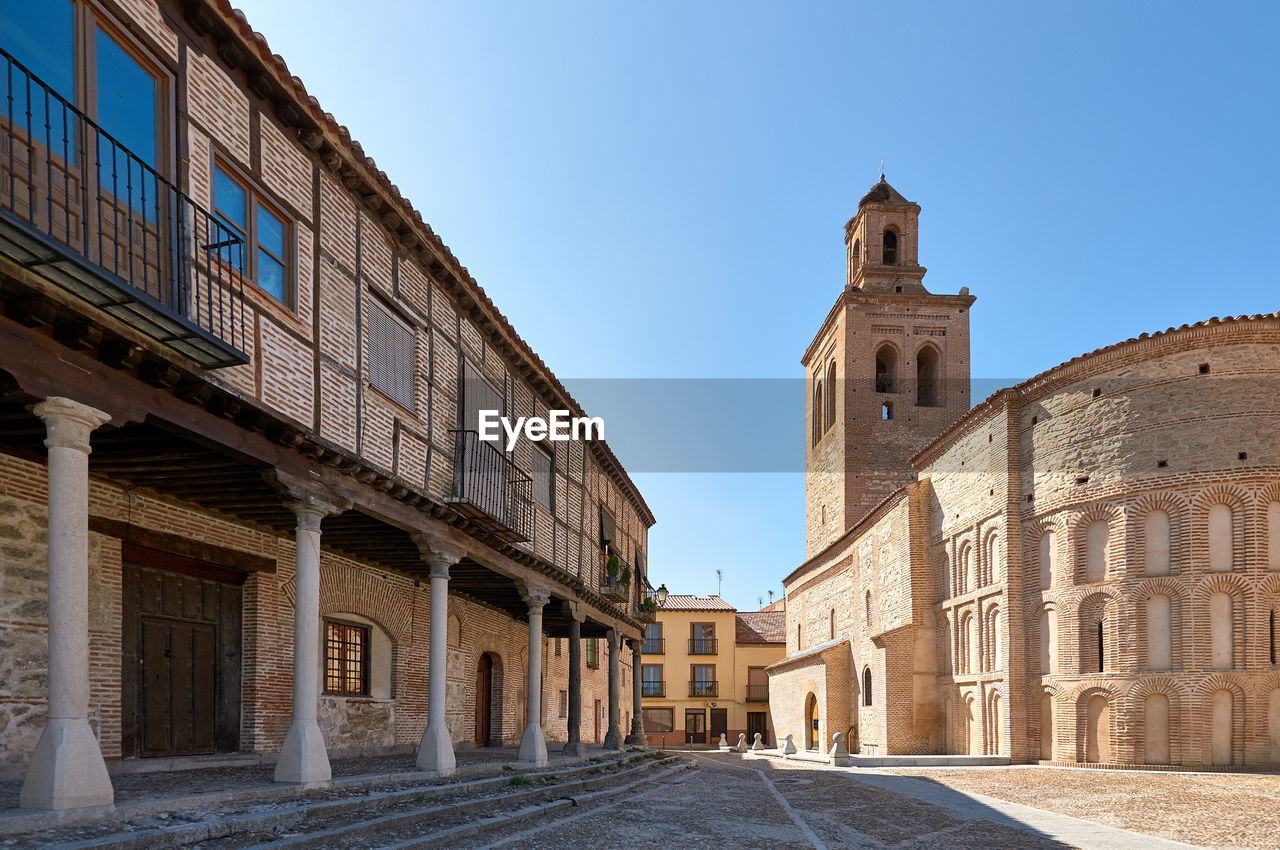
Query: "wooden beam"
90 516 276 574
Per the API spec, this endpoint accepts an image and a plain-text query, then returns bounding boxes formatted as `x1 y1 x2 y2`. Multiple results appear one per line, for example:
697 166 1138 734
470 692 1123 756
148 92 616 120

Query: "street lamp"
654 584 669 607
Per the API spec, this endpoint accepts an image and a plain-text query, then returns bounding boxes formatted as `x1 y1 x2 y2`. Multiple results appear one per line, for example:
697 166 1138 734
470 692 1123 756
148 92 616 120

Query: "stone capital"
566 601 587 623
627 637 641 653
518 580 552 609
411 531 466 574
265 470 350 520
31 397 112 453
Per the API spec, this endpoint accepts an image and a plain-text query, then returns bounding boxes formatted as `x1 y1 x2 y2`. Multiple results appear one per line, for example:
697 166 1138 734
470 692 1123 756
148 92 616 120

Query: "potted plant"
602 553 630 600
636 595 658 622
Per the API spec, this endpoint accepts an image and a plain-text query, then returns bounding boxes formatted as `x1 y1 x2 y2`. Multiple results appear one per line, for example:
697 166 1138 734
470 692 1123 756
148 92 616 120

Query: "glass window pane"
95 28 156 167
257 203 286 256
257 250 285 302
213 168 247 229
2 0 75 129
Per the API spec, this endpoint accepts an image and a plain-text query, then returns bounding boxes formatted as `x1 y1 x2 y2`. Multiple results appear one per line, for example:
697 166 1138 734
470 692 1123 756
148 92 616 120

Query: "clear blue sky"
236 0 1280 610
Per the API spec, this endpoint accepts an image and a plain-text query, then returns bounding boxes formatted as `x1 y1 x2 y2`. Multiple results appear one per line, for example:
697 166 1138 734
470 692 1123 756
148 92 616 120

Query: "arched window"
1085 519 1108 582
824 360 837 431
981 533 999 587
851 238 862 274
811 379 823 446
829 608 836 640
865 590 872 625
1037 608 1057 673
875 344 898 394
1208 504 1234 571
796 622 803 650
882 229 898 265
916 345 940 407
1038 531 1054 589
1145 594 1172 670
862 667 873 706
1209 591 1234 668
1145 510 1171 576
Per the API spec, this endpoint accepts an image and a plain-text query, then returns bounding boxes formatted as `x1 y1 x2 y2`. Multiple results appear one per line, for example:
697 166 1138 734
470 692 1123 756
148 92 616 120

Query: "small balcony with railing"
0 49 248 368
688 638 718 655
598 549 632 603
641 637 664 655
449 430 533 542
641 680 665 698
688 680 718 698
745 683 769 702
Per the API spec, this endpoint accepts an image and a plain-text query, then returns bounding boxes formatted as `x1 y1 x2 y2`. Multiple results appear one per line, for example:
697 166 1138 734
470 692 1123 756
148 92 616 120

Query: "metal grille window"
324 621 369 696
366 298 416 410
533 444 554 511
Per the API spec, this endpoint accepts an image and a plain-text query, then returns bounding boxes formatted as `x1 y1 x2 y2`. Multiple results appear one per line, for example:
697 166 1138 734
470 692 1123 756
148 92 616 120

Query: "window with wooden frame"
365 296 416 410
642 707 673 733
210 161 291 304
324 620 370 696
532 443 554 511
558 689 568 718
585 637 599 669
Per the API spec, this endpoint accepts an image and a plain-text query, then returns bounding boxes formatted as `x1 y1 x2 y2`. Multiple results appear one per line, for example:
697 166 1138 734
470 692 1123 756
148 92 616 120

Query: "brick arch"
1191 487 1249 575
1070 505 1122 585
1025 517 1061 591
955 539 975 595
471 645 508 745
306 559 414 643
984 685 1005 755
1073 685 1119 763
1133 579 1186 671
979 527 1001 588
1195 575 1250 670
1075 591 1119 674
937 549 951 599
1126 677 1188 765
1195 675 1248 766
1130 493 1188 577
981 603 1001 672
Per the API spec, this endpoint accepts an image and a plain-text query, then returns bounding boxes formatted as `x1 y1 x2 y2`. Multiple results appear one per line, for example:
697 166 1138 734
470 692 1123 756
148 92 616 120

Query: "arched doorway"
804 693 819 750
475 652 496 747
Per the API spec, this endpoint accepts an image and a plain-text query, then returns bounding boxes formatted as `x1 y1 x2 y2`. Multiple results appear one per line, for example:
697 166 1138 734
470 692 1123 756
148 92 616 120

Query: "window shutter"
599 509 615 548
367 298 415 410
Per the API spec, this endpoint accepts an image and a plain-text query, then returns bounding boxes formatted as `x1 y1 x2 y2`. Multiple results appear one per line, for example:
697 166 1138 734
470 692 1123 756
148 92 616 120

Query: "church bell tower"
803 177 976 556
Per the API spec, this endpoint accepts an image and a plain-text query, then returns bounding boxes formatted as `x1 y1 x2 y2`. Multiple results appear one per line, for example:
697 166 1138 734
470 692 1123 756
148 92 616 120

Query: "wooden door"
747 712 768 747
685 709 706 745
710 708 728 744
122 554 241 758
475 653 492 746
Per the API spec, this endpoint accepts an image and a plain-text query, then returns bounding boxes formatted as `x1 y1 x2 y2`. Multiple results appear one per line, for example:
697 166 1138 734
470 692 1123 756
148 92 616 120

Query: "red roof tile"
661 595 735 612
735 611 786 644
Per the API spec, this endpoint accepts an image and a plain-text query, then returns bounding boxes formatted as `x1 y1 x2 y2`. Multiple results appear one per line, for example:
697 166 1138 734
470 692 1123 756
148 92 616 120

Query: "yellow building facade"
640 596 784 747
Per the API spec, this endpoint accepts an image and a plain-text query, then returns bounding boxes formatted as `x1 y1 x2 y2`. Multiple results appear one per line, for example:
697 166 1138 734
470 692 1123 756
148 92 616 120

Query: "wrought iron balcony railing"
688 638 718 655
688 680 718 698
449 430 533 542
641 638 664 655
745 684 769 702
599 549 631 601
641 680 664 698
0 48 247 368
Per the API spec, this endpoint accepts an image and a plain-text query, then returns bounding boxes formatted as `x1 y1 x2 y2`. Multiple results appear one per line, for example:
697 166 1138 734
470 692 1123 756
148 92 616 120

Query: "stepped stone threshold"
0 746 678 846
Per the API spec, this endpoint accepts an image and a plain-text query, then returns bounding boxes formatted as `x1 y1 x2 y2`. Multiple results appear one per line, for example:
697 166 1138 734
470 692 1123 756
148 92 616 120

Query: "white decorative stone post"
624 637 645 746
416 546 461 774
20 398 114 811
782 733 797 756
274 490 345 785
831 731 850 766
751 732 765 751
602 629 622 750
518 585 550 766
735 733 748 753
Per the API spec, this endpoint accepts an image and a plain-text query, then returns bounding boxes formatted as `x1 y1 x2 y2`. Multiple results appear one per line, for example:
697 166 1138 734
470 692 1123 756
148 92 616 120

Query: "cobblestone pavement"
460 753 1070 849
884 766 1280 849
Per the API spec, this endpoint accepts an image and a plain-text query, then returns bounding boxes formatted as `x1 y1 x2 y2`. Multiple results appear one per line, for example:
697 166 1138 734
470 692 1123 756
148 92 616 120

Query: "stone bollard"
735 732 748 753
717 732 729 751
782 734 797 756
830 731 850 767
751 732 765 752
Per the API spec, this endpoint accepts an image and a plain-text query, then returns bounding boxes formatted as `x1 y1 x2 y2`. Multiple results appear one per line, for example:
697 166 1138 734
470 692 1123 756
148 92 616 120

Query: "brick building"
768 177 1280 768
637 595 784 748
0 0 654 811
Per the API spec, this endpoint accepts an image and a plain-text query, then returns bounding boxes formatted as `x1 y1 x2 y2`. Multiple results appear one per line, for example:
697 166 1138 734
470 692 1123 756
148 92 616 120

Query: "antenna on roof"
768 590 775 604
758 596 764 608
716 569 722 596
879 152 887 181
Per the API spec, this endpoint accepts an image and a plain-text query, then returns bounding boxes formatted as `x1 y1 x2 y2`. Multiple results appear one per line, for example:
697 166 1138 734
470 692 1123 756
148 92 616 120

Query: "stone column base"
602 725 623 750
562 740 588 758
518 722 548 766
274 719 331 785
624 719 646 747
416 721 456 775
20 719 114 810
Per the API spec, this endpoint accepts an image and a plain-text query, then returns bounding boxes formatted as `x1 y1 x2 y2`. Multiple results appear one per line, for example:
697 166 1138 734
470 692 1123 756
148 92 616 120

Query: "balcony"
0 49 248 368
688 680 718 698
745 684 769 702
641 638 664 655
599 551 631 602
449 430 533 542
688 638 718 655
641 680 665 698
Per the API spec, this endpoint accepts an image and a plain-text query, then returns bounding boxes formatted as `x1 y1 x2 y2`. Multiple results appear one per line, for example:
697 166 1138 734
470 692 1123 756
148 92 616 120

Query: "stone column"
562 609 587 758
517 585 550 766
624 638 645 746
416 547 461 774
20 397 114 811
274 491 345 785
602 629 622 749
